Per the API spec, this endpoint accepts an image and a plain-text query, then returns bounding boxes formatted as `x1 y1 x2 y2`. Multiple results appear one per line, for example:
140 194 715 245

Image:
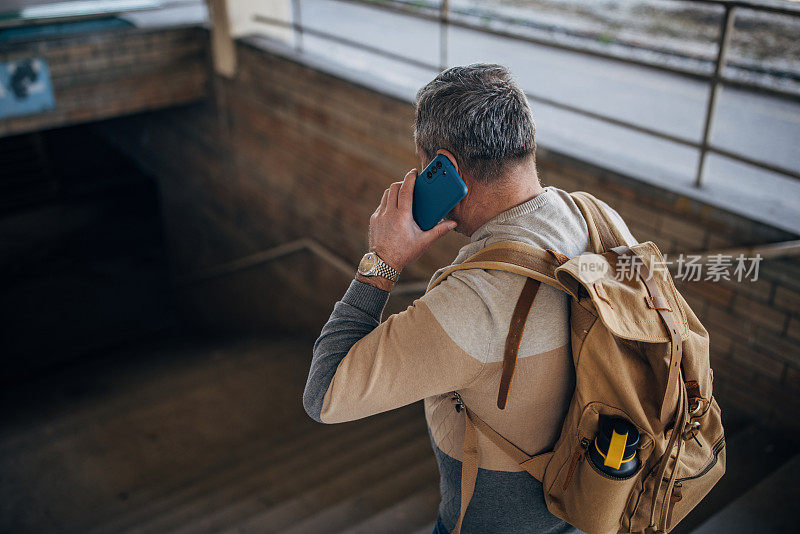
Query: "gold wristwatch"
357 251 400 282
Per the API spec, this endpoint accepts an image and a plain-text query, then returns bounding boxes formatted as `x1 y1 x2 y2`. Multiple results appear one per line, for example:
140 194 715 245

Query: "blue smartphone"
412 154 468 231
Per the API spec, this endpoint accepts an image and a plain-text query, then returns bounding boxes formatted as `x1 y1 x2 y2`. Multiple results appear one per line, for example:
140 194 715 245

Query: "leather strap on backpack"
451 402 479 534
425 240 567 411
608 244 686 529
611 244 684 423
498 277 540 410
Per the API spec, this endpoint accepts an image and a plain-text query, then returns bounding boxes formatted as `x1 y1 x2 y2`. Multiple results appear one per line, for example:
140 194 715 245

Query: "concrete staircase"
2 335 796 533
76 407 440 534
0 337 440 533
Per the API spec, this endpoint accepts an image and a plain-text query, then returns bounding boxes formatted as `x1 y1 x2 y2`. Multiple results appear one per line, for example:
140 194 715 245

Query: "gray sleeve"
303 279 390 423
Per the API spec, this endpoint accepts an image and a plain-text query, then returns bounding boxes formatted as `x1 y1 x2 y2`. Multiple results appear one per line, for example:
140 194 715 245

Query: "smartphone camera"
436 161 442 168
427 171 432 178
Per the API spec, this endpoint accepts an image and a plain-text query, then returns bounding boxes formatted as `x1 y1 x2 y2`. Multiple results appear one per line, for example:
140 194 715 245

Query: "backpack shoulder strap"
449 397 553 534
425 240 568 412
431 244 567 534
571 191 628 253
426 240 567 293
428 241 568 410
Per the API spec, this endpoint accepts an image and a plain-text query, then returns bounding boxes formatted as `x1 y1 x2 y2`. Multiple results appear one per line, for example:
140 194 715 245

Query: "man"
303 64 636 534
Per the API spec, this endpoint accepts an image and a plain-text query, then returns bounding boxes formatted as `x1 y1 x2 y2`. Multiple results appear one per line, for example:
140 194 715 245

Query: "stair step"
58 350 322 532
690 453 800 533
81 421 317 534
200 432 432 534
281 454 438 534
338 485 440 534
130 415 427 533
90 408 415 534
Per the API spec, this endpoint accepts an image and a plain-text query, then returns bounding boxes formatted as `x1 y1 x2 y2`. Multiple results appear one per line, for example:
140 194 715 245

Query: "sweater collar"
470 187 554 242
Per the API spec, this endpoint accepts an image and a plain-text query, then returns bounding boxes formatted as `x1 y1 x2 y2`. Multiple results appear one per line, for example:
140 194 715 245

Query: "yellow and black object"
588 416 641 479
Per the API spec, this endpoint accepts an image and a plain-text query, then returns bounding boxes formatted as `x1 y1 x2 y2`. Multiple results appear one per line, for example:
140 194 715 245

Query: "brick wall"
95 36 800 436
0 26 209 138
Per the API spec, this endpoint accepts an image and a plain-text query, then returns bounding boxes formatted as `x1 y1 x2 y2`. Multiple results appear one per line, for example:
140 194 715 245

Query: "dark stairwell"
0 124 441 534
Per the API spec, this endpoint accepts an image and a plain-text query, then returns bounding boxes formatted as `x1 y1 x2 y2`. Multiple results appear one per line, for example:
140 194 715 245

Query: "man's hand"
359 169 457 291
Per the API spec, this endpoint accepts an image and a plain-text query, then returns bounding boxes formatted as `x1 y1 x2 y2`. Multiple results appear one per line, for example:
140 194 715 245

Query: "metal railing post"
440 0 449 72
695 4 736 187
292 0 304 53
206 0 238 77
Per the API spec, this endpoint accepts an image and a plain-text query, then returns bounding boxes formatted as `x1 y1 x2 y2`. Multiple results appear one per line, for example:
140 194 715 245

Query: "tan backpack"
426 192 725 534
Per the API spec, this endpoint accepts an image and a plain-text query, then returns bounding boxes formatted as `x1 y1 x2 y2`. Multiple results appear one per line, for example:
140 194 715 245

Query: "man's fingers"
423 219 458 244
398 169 417 211
378 187 390 213
387 181 403 210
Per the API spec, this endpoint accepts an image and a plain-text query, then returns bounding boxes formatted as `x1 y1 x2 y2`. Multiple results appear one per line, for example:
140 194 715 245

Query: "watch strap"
373 258 400 282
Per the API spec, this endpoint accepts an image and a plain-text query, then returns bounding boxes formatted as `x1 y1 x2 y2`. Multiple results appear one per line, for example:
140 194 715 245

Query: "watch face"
358 252 378 274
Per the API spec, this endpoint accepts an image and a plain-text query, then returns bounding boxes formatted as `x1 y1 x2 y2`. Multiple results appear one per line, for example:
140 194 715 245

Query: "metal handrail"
685 239 800 263
179 236 800 299
339 0 800 97
178 237 431 296
179 238 354 284
253 0 800 187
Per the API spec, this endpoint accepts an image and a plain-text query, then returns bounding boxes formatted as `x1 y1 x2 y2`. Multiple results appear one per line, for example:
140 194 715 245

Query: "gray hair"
414 63 536 183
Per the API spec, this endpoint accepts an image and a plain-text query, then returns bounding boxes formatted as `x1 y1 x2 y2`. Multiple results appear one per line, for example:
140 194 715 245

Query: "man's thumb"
426 220 457 242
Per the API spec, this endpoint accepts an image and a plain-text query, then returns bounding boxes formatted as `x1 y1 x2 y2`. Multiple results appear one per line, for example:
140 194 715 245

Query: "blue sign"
0 57 56 120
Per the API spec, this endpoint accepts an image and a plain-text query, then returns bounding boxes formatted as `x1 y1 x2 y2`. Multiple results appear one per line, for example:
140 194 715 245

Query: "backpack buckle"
683 421 702 447
451 392 465 413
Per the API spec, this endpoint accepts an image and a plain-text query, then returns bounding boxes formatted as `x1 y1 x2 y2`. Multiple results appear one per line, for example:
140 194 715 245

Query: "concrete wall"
96 36 800 435
0 25 209 138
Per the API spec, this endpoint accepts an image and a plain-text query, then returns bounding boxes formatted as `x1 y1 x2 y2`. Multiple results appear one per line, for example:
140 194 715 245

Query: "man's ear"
436 148 459 174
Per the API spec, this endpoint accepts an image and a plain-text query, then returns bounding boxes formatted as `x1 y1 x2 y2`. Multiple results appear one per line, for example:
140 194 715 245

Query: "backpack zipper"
562 437 590 491
674 436 725 484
